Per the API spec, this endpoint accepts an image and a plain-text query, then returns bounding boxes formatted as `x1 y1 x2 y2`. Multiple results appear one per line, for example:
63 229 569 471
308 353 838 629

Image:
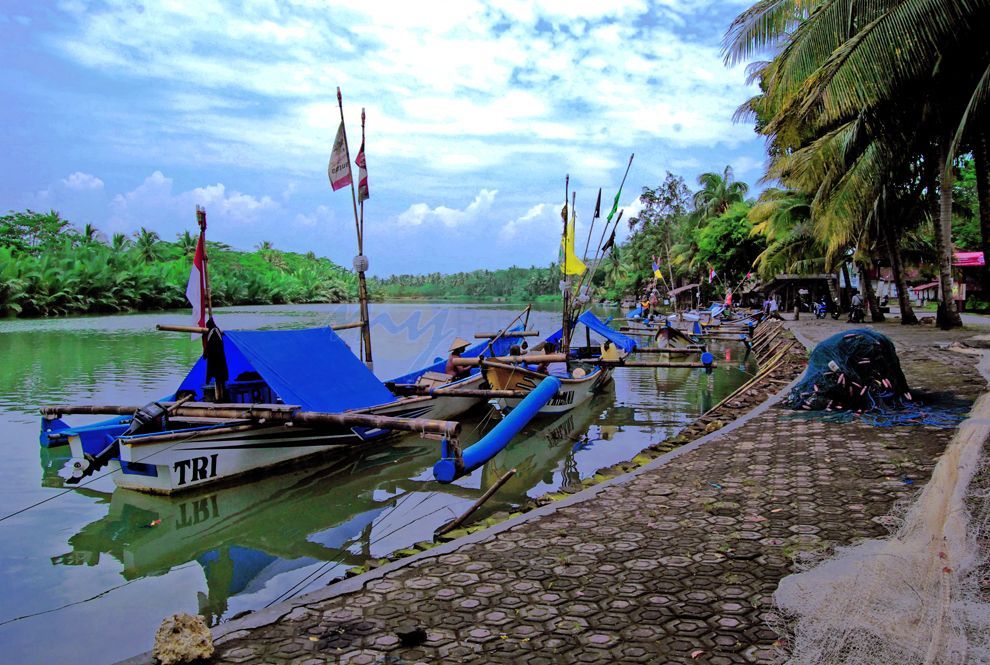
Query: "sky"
0 0 767 276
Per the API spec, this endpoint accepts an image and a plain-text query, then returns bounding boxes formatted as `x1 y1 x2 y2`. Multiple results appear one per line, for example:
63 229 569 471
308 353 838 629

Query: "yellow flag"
561 215 587 276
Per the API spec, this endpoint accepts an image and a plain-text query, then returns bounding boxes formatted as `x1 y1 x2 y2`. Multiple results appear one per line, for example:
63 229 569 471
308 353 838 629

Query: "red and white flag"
186 233 207 337
328 121 352 191
356 139 369 203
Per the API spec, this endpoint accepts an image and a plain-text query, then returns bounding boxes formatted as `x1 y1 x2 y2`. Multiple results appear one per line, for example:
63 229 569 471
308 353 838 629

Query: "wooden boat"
484 361 611 414
481 311 635 415
42 326 526 494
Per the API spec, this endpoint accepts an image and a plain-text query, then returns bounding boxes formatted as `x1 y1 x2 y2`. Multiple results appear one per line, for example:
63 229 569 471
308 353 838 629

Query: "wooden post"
436 468 517 537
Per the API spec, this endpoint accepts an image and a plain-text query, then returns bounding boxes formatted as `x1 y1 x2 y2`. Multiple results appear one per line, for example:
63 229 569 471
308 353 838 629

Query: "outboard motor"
123 401 169 437
65 401 169 485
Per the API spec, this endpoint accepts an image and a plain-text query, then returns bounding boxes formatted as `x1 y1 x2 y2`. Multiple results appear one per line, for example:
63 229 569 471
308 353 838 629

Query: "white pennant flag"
328 121 352 191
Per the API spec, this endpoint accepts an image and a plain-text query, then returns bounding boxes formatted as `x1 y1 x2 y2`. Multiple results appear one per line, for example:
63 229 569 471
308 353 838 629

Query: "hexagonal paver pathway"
203 320 986 664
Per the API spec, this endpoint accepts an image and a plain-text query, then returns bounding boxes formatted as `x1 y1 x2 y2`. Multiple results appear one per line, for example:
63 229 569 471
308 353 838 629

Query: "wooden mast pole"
356 106 373 364
196 206 213 320
336 87 372 364
561 177 571 354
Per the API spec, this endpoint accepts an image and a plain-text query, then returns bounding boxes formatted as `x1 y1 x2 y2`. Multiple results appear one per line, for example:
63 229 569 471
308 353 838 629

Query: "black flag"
593 188 602 219
601 228 616 252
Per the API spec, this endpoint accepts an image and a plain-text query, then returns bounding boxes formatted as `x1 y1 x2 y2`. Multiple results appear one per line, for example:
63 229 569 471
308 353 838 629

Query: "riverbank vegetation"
0 210 562 317
0 210 356 317
368 266 560 302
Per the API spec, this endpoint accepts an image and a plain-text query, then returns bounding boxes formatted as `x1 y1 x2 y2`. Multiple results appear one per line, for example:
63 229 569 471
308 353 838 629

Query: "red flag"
328 121 352 191
186 233 206 336
356 139 369 203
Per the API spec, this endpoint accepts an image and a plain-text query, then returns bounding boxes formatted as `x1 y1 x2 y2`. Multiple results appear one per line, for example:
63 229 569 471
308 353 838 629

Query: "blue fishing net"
785 328 968 429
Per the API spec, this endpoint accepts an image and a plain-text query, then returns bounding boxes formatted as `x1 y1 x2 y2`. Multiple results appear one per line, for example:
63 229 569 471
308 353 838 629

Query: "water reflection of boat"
52 443 463 623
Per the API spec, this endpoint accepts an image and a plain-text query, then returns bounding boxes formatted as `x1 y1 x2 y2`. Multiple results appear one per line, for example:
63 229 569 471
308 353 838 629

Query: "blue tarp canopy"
177 327 396 413
545 311 638 354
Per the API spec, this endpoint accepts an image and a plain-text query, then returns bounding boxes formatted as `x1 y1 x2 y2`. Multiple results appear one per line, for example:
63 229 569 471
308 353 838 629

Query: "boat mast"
356 107 373 365
196 205 214 320
561 177 571 355
336 87 373 365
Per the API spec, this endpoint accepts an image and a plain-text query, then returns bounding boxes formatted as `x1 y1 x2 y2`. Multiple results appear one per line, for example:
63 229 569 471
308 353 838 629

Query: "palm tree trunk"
934 142 962 328
858 260 884 322
975 131 990 297
839 263 852 310
881 214 917 324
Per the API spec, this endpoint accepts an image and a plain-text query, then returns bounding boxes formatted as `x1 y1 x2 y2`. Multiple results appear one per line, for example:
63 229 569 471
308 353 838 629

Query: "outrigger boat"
481 311 635 414
40 325 528 494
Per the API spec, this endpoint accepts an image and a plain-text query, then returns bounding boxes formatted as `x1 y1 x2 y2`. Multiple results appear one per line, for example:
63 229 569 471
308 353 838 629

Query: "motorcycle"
848 303 865 323
814 298 841 320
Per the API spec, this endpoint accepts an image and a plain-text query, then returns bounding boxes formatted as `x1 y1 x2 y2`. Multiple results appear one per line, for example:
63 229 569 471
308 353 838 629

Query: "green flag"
606 190 621 223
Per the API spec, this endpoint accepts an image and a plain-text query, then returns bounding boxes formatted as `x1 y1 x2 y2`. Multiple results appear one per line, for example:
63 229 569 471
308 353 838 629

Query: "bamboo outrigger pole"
336 88 373 365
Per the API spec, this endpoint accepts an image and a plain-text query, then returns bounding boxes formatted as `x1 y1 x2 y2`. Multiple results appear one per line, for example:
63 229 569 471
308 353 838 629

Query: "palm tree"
176 230 197 257
111 233 131 252
725 0 990 328
748 188 821 278
133 227 161 263
692 167 749 219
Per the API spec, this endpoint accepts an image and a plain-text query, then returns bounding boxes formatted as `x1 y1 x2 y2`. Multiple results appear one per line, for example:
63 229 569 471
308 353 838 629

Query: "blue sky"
1 0 766 275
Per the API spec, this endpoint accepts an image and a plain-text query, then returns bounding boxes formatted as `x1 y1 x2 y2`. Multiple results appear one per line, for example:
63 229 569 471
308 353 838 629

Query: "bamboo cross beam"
593 359 716 369
330 321 365 331
41 401 460 438
473 330 541 339
157 324 208 334
155 321 364 334
451 353 566 367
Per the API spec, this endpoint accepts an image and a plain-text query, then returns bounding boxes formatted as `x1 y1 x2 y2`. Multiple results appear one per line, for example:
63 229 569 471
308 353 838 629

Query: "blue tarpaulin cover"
177 327 396 412
546 311 638 354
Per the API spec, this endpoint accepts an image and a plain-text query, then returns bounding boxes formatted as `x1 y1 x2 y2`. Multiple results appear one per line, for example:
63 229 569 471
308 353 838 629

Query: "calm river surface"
0 302 756 664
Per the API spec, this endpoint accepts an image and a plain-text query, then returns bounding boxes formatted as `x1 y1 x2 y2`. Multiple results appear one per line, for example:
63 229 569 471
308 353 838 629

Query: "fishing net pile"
784 328 968 428
786 329 911 412
773 391 990 664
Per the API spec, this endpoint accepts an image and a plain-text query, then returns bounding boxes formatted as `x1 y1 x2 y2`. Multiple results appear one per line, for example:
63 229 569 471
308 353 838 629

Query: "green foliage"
0 209 73 252
695 201 763 278
0 210 356 318
953 156 981 250
369 265 560 302
599 167 763 301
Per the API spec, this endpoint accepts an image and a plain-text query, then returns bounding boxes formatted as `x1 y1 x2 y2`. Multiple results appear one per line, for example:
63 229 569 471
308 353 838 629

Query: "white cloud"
62 171 104 190
48 0 761 184
397 189 497 227
108 171 280 236
500 203 552 242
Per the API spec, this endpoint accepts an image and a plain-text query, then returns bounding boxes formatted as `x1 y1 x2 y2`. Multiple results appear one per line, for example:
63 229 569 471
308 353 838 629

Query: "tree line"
0 210 356 317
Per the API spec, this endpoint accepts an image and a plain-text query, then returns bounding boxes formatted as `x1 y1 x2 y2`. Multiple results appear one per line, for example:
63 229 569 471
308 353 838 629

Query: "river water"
0 302 756 664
